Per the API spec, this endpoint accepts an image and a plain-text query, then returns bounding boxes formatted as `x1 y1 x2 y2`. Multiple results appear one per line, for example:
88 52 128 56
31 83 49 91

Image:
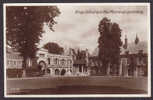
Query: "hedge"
7 67 44 78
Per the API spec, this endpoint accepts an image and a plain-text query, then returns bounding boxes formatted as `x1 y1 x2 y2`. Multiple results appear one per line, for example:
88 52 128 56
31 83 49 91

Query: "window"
11 61 13 65
61 59 65 66
14 61 16 65
16 61 18 65
48 58 50 65
20 61 22 65
79 66 82 72
7 61 9 65
67 60 69 65
122 58 127 65
67 60 72 66
39 53 45 57
54 58 58 65
9 61 11 65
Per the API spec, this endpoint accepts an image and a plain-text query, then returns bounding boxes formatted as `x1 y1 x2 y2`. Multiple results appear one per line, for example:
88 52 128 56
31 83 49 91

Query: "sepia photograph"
3 3 151 97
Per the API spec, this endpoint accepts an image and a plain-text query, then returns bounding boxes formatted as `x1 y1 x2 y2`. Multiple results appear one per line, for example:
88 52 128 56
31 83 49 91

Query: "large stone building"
6 47 90 77
6 47 23 69
6 47 74 76
36 48 73 76
71 49 90 76
6 46 35 70
119 35 148 77
88 35 148 77
7 35 147 77
36 48 91 76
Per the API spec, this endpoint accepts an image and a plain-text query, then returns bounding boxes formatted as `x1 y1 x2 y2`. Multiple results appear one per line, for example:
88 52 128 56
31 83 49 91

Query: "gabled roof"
121 41 148 55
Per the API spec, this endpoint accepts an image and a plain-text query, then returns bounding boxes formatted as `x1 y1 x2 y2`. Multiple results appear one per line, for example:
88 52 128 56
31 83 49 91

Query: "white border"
3 3 151 98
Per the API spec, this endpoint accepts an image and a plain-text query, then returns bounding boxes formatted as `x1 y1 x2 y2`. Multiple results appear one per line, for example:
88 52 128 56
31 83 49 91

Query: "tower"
135 34 139 45
123 35 128 49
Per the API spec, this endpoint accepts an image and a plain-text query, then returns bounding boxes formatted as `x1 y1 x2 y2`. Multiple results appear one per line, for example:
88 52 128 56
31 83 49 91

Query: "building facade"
88 35 148 77
70 49 90 76
6 47 91 77
119 35 148 77
119 50 148 77
36 48 73 76
6 47 23 69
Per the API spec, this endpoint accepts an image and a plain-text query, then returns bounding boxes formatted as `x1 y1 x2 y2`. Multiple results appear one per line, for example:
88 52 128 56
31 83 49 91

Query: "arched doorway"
55 69 60 75
39 61 46 70
61 69 66 75
47 68 50 74
70 69 72 73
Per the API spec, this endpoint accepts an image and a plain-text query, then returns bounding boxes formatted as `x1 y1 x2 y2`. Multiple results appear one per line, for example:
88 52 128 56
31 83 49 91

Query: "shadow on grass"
9 85 147 95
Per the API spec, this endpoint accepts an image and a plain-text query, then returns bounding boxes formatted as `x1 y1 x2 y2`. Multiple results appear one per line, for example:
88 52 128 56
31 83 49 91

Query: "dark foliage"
98 17 122 75
43 42 64 55
6 6 60 70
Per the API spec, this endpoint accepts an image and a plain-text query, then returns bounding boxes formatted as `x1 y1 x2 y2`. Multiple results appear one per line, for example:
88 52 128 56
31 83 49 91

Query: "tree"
98 17 122 75
43 42 64 55
6 6 60 76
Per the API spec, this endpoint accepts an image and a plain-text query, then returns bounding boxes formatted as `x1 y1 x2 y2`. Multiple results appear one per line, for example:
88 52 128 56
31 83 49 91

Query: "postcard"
3 3 151 97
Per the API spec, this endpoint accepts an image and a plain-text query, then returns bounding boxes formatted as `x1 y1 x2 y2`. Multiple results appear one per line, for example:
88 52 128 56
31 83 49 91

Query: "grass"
9 85 147 95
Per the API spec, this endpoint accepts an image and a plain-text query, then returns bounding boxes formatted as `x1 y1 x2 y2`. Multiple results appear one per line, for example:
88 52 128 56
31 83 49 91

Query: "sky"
38 5 149 53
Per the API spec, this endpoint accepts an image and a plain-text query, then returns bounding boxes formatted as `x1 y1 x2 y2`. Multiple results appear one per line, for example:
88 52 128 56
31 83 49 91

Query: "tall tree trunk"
107 62 111 76
101 63 107 76
22 56 27 77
